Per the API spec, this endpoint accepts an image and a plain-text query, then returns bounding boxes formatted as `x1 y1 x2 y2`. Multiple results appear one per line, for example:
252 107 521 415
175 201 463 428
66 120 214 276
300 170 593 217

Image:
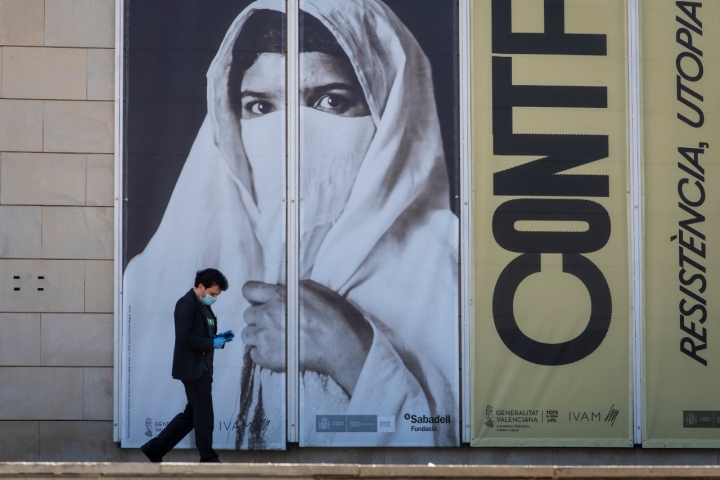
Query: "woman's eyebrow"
240 90 272 99
307 82 360 92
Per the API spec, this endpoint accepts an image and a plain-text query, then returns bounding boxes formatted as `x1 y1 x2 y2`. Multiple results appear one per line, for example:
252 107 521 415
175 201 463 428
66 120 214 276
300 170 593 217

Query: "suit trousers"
143 370 218 462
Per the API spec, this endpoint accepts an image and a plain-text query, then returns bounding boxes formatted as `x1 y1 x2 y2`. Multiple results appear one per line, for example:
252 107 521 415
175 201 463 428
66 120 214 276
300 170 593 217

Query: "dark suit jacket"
171 288 217 382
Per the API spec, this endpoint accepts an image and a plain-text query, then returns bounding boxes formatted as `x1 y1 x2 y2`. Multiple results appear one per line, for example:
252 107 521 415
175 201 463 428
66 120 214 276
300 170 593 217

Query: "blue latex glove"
213 337 230 349
218 330 235 340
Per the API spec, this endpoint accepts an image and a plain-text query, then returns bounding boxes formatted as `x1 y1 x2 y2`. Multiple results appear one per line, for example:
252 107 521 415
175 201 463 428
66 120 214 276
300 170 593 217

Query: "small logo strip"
316 415 394 433
683 411 720 428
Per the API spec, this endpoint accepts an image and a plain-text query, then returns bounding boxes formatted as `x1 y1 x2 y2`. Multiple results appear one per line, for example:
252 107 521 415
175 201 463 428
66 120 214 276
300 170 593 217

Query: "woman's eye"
248 101 274 115
317 95 346 111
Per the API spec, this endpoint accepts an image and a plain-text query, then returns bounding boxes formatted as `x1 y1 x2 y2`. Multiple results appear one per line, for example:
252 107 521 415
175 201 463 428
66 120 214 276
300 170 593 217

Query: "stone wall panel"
0 260 85 312
41 314 113 367
0 0 44 47
86 154 114 207
0 100 43 152
39 421 125 461
45 0 114 49
0 421 39 461
83 367 113 420
43 101 113 153
84 260 113 312
0 367 83 420
87 49 114 101
41 207 113 259
0 206 41 258
2 47 87 100
0 313 41 366
1 153 86 205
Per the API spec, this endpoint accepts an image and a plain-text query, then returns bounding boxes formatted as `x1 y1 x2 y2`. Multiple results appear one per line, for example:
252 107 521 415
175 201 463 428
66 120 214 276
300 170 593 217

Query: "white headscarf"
123 0 458 449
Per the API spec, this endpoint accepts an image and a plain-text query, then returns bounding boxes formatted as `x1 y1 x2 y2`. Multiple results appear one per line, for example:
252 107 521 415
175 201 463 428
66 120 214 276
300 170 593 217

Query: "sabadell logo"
403 413 451 424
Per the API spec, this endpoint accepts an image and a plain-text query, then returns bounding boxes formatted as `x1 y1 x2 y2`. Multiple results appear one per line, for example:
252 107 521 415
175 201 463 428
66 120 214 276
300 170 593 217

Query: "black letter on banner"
492 0 607 55
676 1 703 29
492 199 611 253
676 76 704 128
493 253 612 365
492 57 609 197
676 51 704 82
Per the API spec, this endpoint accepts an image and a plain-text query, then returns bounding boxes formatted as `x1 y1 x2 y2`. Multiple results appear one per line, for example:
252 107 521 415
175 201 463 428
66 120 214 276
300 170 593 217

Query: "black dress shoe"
140 443 163 463
201 457 222 463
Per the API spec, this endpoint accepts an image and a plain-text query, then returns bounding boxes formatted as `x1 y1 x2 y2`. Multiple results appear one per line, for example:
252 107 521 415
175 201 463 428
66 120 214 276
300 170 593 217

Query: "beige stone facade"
0 0 718 465
0 0 116 461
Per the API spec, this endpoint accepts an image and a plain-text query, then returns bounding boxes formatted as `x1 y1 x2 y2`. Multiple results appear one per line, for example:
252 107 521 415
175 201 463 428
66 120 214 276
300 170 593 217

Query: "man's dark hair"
228 9 348 115
194 268 229 291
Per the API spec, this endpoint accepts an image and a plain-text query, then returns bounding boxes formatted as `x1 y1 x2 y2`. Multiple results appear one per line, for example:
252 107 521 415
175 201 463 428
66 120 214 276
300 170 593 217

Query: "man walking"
141 268 234 463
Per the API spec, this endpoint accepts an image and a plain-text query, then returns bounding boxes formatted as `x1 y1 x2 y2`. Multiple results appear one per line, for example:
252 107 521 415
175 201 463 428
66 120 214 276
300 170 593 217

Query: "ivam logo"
568 411 602 422
604 404 620 427
568 404 619 426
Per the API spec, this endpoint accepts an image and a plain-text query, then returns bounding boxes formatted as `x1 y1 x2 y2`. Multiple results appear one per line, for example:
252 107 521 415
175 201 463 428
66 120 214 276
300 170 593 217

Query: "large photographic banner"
470 0 633 446
121 0 287 450
643 0 720 448
121 0 461 450
296 0 460 447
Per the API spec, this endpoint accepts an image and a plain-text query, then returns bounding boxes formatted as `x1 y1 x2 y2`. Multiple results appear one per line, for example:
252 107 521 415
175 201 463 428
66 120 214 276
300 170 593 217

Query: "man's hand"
241 280 373 395
213 336 231 349
218 330 235 339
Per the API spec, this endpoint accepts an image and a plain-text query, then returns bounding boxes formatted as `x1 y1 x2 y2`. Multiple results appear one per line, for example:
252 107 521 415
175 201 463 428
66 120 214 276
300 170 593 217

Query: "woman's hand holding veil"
241 280 374 396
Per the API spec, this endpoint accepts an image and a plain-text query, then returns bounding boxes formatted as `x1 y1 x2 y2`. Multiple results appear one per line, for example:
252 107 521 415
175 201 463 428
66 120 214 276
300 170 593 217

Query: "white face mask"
299 108 375 276
299 107 375 233
241 108 375 279
241 112 286 283
240 111 286 217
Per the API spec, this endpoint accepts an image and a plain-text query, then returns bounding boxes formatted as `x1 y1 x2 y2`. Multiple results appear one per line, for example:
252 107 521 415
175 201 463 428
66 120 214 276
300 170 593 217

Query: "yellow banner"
470 0 632 447
643 0 720 448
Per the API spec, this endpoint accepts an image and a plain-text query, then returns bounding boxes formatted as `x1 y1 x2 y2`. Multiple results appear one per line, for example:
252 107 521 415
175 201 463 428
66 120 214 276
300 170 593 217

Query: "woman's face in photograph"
239 52 371 119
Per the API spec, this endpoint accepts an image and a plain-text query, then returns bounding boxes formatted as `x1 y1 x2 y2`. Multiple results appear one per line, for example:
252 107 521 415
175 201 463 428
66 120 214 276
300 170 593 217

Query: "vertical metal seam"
458 0 473 444
628 0 644 446
286 0 301 444
113 0 126 444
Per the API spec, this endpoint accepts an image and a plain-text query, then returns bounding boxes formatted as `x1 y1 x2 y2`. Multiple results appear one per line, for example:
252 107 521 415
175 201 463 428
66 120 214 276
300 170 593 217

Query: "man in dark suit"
141 268 234 463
